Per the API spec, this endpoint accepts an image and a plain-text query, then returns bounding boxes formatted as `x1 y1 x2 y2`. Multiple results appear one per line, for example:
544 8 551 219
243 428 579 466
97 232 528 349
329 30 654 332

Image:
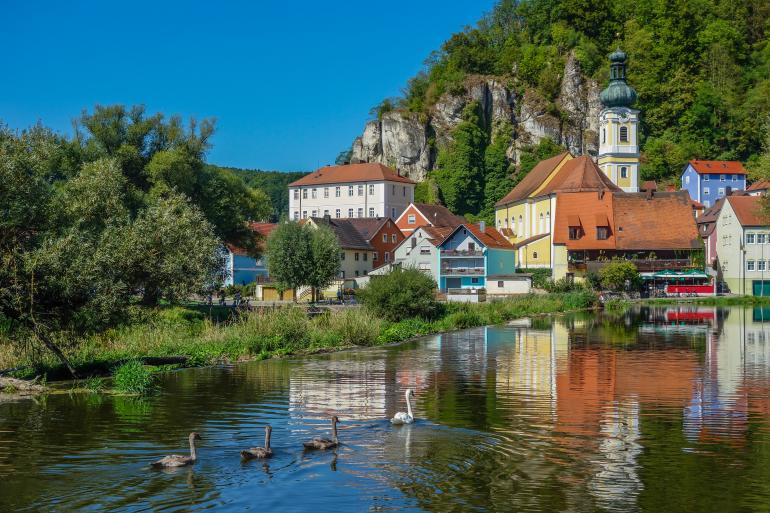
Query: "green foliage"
599 259 642 291
307 225 342 296
480 122 515 220
223 167 305 222
518 268 552 289
434 102 487 215
358 267 441 322
112 360 156 394
414 178 441 204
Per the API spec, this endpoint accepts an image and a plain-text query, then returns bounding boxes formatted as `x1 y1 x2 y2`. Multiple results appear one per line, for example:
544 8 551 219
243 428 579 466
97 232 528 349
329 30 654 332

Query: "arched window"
602 128 606 143
518 215 523 236
619 126 629 142
539 213 544 234
546 211 551 233
620 166 628 179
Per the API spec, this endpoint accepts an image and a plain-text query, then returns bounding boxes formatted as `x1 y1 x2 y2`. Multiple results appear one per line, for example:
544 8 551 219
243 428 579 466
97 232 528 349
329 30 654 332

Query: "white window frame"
348 186 354 196
620 167 628 179
335 186 341 197
368 184 374 195
704 174 710 182
760 260 766 272
408 214 416 224
384 252 390 262
718 188 725 197
391 234 397 243
293 211 299 220
748 259 755 271
358 185 364 196
302 189 308 199
348 208 353 217
704 187 710 195
335 209 340 218
323 188 329 198
369 207 375 217
293 189 299 200
685 175 690 185
758 233 767 244
357 207 363 218
747 233 756 244
720 174 726 182
311 188 317 199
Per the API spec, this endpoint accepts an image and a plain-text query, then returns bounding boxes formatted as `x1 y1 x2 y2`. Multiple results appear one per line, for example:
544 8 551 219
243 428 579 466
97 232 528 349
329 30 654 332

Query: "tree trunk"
34 326 78 379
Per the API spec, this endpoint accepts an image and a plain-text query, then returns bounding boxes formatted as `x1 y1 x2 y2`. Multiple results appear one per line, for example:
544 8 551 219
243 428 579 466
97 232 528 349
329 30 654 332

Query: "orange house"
345 217 405 268
395 203 465 236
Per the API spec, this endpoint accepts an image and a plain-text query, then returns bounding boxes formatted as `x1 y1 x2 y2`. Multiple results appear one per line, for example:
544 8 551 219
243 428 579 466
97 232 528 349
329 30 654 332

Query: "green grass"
2 291 597 382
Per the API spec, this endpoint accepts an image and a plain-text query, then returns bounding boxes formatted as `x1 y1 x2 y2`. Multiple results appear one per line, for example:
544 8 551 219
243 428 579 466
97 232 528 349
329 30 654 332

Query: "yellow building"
494 154 621 269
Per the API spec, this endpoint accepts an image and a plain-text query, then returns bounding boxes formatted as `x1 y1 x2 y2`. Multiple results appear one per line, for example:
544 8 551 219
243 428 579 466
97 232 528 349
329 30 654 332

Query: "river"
2 305 770 512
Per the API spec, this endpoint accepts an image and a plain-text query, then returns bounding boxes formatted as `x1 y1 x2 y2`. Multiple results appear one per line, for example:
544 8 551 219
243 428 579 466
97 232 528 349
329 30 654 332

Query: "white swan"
391 389 415 424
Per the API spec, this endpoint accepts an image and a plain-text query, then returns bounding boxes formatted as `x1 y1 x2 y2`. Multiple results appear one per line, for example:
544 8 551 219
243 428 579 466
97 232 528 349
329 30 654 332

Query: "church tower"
598 49 639 192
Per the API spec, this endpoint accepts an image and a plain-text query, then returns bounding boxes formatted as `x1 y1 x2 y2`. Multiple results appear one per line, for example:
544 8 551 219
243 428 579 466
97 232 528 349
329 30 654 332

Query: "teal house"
437 223 522 295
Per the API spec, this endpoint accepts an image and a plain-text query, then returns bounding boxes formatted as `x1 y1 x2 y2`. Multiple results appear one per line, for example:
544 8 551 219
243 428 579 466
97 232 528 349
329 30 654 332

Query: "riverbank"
0 291 596 383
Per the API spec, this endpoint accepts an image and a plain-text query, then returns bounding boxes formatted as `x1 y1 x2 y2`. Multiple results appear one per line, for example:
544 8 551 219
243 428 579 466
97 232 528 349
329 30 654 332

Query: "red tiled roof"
495 152 570 206
748 179 770 191
422 226 455 246
289 162 416 186
446 224 514 250
499 227 515 237
513 232 549 250
688 160 747 175
727 195 767 226
538 156 622 196
553 193 615 249
411 203 466 228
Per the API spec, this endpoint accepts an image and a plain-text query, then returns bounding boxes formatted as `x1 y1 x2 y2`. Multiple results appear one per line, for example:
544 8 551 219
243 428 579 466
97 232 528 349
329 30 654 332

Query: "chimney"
479 221 486 232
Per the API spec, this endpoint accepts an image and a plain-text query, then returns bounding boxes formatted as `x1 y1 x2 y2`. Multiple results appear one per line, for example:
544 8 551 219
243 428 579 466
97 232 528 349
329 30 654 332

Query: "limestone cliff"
350 52 601 182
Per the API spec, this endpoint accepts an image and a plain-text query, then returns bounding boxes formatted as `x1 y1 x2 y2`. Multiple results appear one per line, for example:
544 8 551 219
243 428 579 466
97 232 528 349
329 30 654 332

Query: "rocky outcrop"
349 52 601 182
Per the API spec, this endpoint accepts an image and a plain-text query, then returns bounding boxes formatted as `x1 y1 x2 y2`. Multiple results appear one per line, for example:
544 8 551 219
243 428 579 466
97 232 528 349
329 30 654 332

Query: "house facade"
344 217 405 269
714 195 770 295
394 203 465 236
222 222 277 286
392 225 454 285
305 217 376 280
437 223 517 292
288 163 415 221
680 160 747 208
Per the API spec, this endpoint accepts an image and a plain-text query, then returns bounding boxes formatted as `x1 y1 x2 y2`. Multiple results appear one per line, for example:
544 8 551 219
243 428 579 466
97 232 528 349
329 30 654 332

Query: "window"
324 188 329 198
323 209 329 216
340 271 345 278
385 252 390 262
311 188 317 199
391 234 397 243
302 189 308 199
704 200 710 208
620 167 628 179
340 252 345 260
355 270 359 277
602 128 606 143
471 277 479 284
335 187 341 197
368 207 374 217
704 174 710 181
704 187 710 195
373 252 378 261
733 175 738 181
685 175 690 185
518 216 523 236
411 238 417 249
539 213 544 234
302 210 307 219
408 214 416 224
420 249 430 255
759 234 766 244
348 186 354 196
546 211 551 233
392 185 395 195
368 184 374 195
312 210 317 217
403 186 406 197
358 185 364 196
569 227 581 240
357 208 364 218
383 234 388 242
597 226 609 240
348 208 354 217
355 252 359 261
391 207 396 218
748 260 755 271
619 126 629 142
335 209 341 218
720 174 726 182
533 252 538 259
718 188 725 197
747 233 756 244
293 189 299 200
363 252 367 261
498 281 504 288
293 211 299 220
760 260 766 272
468 242 476 252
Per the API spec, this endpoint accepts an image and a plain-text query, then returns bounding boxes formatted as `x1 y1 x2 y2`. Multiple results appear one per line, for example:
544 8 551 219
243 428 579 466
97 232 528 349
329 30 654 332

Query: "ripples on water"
2 305 770 512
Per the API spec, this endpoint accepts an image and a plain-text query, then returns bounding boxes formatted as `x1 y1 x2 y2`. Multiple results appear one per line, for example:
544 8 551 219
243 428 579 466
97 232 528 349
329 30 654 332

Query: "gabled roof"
289 163 416 186
537 156 622 196
410 203 466 228
341 217 391 242
495 152 571 206
726 195 767 226
309 217 374 250
748 179 770 192
553 191 701 251
687 160 747 175
422 225 455 245
513 232 549 250
441 224 515 250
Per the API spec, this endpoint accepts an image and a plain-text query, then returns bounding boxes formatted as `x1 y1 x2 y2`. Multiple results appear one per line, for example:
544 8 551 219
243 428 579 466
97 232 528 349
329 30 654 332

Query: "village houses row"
226 50 768 300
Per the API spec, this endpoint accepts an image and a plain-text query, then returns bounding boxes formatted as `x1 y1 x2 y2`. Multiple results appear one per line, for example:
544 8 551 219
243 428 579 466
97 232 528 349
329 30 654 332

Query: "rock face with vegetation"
348 0 770 219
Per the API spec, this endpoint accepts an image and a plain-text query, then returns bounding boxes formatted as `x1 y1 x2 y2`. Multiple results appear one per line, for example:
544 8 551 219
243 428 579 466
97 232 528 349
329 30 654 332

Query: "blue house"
437 223 525 297
681 160 747 208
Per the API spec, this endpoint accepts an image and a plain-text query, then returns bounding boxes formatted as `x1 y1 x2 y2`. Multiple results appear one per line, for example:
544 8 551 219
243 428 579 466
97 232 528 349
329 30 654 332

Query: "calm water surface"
3 305 770 512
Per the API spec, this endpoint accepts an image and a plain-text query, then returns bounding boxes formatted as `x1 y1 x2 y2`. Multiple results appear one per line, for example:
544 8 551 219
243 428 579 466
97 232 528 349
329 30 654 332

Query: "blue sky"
1 1 496 172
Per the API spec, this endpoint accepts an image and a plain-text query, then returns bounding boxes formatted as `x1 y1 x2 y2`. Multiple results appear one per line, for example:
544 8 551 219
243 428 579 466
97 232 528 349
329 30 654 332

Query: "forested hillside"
211 166 305 221
351 0 770 220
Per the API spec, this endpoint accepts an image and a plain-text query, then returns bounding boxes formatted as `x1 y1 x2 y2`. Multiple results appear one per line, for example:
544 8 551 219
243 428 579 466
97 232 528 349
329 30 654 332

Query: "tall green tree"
434 102 487 215
265 222 313 299
307 225 342 302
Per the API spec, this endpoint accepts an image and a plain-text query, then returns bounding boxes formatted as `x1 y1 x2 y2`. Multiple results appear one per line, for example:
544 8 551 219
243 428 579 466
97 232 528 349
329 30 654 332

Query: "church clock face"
619 112 630 122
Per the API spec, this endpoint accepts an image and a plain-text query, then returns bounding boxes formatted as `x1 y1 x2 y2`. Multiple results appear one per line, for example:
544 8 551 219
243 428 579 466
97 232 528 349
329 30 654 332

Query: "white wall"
289 181 414 220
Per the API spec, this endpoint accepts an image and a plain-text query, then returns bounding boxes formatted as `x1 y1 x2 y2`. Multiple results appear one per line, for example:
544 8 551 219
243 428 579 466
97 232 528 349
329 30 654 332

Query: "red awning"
595 213 609 226
568 215 581 226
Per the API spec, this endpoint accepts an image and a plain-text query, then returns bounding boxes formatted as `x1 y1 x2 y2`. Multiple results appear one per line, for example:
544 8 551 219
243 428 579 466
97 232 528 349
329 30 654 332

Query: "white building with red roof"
288 163 415 221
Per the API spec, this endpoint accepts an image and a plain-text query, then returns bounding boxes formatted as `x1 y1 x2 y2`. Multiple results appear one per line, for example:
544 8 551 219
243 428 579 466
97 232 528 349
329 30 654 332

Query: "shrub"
518 268 552 289
358 267 441 322
599 260 641 291
325 308 382 346
113 360 156 394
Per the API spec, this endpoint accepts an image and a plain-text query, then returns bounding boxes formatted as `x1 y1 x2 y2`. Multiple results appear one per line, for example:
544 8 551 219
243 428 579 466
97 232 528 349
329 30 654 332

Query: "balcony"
441 266 485 276
441 249 483 257
572 258 696 274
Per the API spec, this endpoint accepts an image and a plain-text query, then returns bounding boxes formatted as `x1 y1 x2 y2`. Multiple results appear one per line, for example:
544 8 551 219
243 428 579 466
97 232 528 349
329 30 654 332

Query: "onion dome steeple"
599 49 637 108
